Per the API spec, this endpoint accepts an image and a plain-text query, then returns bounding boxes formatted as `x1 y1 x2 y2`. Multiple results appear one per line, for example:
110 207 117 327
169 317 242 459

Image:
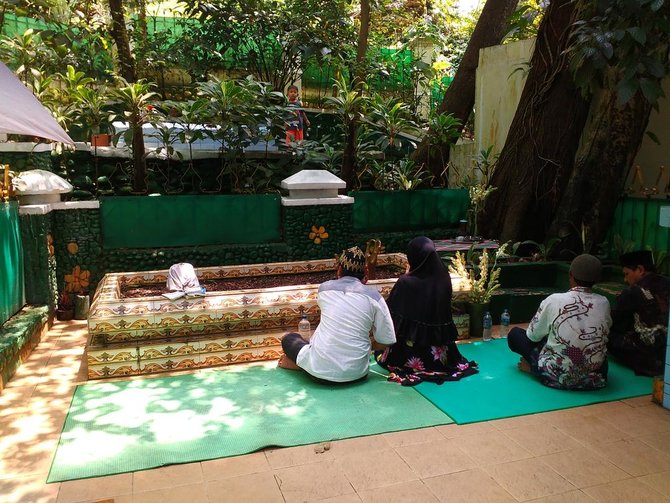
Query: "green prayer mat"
48 362 452 482
415 339 653 425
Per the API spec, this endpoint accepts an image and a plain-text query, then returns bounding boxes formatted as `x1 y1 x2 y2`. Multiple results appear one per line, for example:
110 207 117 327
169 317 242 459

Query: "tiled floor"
2 320 670 503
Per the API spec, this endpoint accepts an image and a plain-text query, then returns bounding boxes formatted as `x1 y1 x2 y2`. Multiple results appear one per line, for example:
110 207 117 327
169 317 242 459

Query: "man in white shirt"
278 246 396 383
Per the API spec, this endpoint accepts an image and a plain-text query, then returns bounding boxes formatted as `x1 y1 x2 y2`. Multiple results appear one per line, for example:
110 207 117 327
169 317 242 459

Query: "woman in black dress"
376 236 478 385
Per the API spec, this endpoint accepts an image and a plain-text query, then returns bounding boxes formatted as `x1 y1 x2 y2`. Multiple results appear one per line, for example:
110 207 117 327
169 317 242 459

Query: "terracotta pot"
91 134 111 147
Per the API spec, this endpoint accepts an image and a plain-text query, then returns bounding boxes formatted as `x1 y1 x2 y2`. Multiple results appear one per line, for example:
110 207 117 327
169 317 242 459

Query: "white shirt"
297 276 396 382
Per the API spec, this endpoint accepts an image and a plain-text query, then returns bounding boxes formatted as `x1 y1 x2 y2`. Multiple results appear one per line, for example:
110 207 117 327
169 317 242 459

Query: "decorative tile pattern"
86 255 469 379
87 360 142 379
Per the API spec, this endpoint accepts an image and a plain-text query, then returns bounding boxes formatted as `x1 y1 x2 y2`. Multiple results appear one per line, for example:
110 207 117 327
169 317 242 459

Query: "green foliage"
327 75 369 127
650 248 670 274
366 95 421 152
166 99 213 162
449 146 499 237
512 237 562 261
195 76 288 192
0 29 55 83
427 112 461 145
451 145 498 188
362 158 427 191
422 112 461 184
109 79 160 146
149 121 185 162
0 4 451 196
0 5 114 82
131 23 183 87
177 0 355 90
569 0 670 106
505 1 547 42
300 141 343 173
73 86 112 137
610 233 637 259
390 159 428 190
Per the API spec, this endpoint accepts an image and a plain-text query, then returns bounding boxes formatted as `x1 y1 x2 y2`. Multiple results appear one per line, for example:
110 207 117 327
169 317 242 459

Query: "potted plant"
56 291 74 321
452 146 498 238
448 245 507 338
74 86 111 147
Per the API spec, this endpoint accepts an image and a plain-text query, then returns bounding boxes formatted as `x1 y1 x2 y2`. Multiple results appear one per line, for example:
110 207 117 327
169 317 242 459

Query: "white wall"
474 38 535 157
450 38 535 185
631 78 670 197
455 36 670 197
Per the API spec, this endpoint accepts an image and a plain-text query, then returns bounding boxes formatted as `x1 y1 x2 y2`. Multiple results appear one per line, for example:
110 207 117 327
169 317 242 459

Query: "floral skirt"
375 341 478 386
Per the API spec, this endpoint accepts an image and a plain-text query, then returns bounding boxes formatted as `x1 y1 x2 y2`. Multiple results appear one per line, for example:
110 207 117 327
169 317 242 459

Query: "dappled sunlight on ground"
0 319 668 502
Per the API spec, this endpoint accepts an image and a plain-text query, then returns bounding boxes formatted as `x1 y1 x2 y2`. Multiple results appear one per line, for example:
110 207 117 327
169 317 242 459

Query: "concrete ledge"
281 195 354 206
0 142 52 153
0 305 51 392
18 200 100 215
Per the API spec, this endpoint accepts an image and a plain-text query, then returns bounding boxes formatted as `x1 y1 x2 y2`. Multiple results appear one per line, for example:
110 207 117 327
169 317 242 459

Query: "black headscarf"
386 236 458 346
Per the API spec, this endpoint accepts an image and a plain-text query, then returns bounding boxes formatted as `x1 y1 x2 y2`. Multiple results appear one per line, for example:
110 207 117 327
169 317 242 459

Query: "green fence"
0 12 50 37
2 13 454 108
100 194 282 249
350 189 469 232
609 197 670 272
0 202 25 325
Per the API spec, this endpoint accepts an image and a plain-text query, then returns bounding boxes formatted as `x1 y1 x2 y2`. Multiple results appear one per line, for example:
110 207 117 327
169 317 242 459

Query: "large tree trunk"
411 0 519 178
480 0 589 242
341 0 371 189
131 119 148 193
353 0 370 88
548 84 653 252
109 0 147 192
108 0 136 82
136 0 148 53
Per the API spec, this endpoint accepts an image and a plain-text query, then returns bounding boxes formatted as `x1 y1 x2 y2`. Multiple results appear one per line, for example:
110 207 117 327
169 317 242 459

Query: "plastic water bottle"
298 314 311 340
500 309 511 338
482 312 493 341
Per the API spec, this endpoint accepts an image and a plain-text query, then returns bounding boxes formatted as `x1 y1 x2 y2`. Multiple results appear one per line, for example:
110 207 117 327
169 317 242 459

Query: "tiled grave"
87 254 469 379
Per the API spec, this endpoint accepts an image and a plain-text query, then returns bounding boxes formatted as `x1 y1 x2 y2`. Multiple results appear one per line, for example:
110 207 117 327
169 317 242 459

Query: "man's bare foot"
277 354 301 370
517 358 532 373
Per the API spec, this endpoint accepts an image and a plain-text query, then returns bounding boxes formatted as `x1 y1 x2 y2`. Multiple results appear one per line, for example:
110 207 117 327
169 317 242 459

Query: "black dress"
376 236 478 385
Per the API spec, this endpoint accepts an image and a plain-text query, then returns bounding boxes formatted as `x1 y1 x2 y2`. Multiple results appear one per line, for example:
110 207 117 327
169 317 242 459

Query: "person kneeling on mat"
278 246 396 383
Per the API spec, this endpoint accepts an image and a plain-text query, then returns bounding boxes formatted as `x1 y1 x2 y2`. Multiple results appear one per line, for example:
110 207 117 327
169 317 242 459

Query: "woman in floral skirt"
376 236 478 385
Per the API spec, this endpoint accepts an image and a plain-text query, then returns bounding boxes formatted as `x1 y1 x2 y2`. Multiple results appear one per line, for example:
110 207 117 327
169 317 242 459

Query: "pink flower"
406 357 425 371
431 346 446 361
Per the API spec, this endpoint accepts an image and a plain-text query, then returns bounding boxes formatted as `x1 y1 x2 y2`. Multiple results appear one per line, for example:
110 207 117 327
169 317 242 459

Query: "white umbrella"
0 61 74 145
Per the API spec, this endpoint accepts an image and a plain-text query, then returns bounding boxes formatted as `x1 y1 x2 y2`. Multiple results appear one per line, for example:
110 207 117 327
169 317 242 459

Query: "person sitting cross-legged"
507 254 612 390
608 250 670 376
375 236 478 386
278 246 396 383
